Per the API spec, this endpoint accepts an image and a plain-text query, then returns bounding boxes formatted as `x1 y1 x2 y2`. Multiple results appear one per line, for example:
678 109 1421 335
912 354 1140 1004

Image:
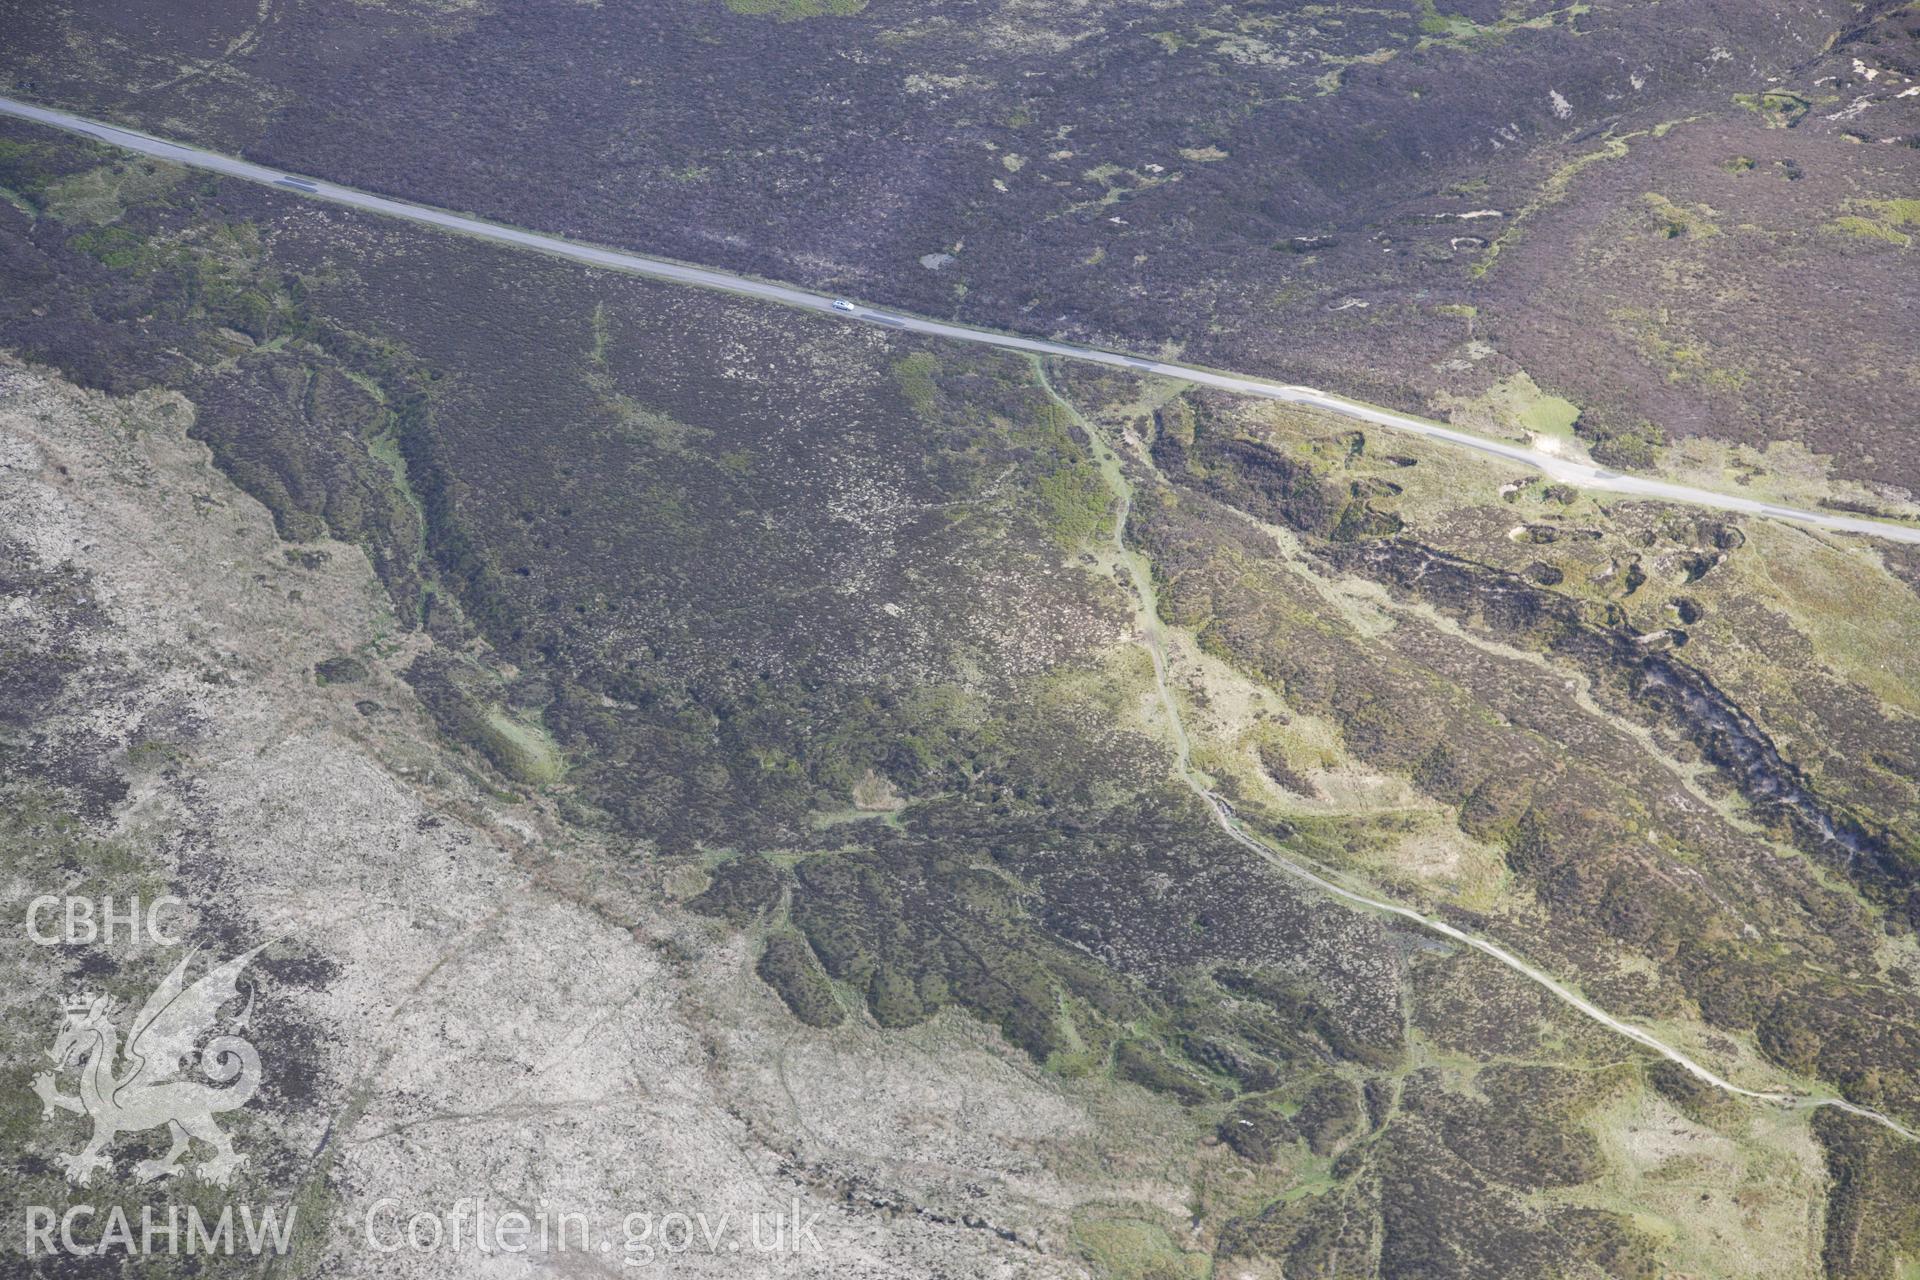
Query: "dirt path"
1030 357 1919 1145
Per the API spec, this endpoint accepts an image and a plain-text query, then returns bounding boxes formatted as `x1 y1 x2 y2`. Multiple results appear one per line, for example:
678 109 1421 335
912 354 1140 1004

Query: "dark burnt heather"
0 125 1429 1090
0 133 1621 1280
2 0 1798 305
1122 373 1920 1014
0 539 128 819
1817 1108 1920 1280
1083 367 1920 1272
6 71 1920 1278
0 136 1115 851
9 0 1920 493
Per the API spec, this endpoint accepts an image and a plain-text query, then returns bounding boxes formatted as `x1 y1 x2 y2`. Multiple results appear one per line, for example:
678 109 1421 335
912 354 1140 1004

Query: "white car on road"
831 299 856 313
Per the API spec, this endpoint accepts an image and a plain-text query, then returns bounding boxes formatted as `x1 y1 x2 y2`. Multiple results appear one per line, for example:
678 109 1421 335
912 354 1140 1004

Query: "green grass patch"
1036 458 1113 550
1825 198 1920 247
479 707 566 784
721 0 865 18
1827 214 1912 246
1025 393 1116 552
1868 198 1920 227
1643 192 1719 240
1477 372 1582 439
1732 91 1809 128
43 160 183 227
892 351 939 412
1512 397 1574 437
1413 0 1589 49
1071 1216 1209 1280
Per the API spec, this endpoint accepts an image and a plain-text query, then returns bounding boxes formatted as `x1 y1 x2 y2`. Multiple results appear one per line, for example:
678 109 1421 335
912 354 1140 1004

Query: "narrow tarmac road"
1032 358 1918 1145
4 95 1916 546
7 92 1916 1142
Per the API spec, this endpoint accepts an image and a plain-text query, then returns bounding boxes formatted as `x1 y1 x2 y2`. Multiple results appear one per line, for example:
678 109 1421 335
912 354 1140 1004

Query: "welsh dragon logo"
33 943 269 1187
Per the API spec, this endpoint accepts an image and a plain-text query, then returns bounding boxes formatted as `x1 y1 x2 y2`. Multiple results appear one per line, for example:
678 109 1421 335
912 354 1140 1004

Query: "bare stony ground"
0 354 1161 1276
